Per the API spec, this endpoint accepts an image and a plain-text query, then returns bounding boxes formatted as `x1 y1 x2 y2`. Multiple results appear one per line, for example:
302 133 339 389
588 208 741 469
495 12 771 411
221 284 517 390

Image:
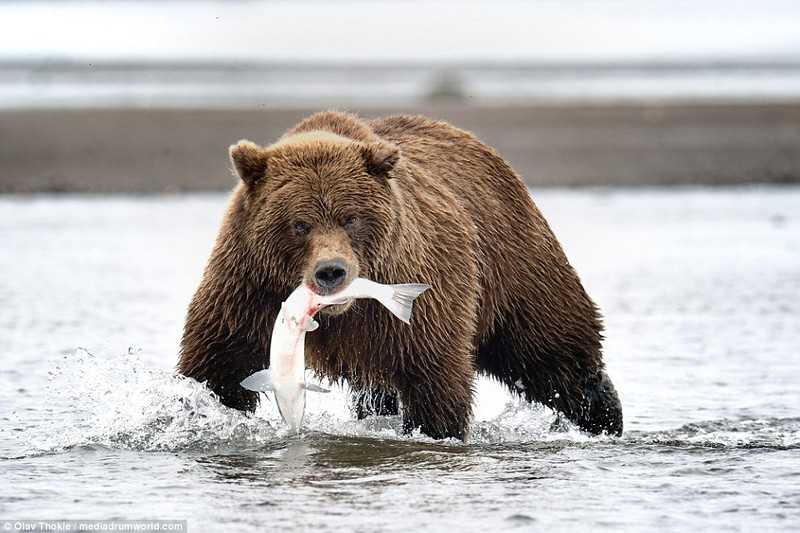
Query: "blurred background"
1 0 800 192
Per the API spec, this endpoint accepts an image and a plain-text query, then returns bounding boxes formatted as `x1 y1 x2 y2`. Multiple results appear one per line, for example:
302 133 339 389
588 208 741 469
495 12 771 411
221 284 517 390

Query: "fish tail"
382 283 432 324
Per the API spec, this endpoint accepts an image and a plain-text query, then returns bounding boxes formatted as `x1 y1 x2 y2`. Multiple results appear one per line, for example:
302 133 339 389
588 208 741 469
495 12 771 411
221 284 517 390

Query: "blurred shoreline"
4 59 800 109
2 101 799 193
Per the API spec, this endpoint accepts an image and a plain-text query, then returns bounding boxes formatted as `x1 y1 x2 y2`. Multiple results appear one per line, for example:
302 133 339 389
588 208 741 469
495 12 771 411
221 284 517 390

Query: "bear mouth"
318 299 354 316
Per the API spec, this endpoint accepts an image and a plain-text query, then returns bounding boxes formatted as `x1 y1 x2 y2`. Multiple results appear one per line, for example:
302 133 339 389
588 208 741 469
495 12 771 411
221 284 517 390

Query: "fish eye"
342 215 359 230
292 221 310 236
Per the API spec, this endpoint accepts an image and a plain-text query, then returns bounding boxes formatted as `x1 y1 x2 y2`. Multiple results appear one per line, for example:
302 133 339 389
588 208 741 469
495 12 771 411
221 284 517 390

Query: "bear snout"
313 258 348 293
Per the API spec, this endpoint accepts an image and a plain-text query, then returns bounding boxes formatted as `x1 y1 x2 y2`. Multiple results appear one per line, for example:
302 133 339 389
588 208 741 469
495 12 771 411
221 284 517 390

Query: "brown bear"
178 110 623 440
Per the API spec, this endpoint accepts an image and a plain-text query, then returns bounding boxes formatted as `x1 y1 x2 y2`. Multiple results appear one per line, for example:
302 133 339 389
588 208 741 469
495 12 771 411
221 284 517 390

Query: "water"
4 0 800 108
5 60 800 109
1 188 799 531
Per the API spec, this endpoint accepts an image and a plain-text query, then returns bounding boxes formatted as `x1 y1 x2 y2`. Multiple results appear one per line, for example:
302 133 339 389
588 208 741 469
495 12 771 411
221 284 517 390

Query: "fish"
240 278 431 433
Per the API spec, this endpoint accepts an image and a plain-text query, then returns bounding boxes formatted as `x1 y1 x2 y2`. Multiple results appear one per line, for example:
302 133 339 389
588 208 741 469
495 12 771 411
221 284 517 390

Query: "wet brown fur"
178 111 623 440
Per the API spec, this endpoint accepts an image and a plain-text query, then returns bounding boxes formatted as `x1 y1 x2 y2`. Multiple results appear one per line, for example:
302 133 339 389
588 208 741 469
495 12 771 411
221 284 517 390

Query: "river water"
1 187 798 531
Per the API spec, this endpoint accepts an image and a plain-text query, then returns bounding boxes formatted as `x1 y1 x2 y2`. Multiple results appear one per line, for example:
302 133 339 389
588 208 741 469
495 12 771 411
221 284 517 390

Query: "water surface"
1 188 798 531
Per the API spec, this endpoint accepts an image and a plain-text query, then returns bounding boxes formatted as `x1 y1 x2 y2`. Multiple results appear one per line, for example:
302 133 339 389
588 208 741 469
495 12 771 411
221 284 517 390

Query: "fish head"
279 301 300 332
280 297 320 333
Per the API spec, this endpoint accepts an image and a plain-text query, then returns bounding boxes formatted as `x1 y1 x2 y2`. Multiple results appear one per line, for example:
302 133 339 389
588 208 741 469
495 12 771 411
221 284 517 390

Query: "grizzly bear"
178 110 623 440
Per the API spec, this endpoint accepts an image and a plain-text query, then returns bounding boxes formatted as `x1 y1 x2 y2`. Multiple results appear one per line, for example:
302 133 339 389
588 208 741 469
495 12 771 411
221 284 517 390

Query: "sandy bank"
1 103 799 193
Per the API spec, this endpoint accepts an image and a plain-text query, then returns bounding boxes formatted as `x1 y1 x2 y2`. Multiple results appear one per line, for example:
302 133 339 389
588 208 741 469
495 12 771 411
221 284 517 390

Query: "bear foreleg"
573 369 623 436
350 384 400 419
518 365 623 437
396 364 474 441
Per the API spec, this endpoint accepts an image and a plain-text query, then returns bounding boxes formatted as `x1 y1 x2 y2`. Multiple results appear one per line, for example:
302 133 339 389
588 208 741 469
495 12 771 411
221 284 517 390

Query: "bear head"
229 130 401 316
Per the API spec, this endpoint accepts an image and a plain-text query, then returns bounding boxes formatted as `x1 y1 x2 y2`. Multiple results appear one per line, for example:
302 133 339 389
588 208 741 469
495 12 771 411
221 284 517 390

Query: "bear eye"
292 221 310 237
342 215 359 230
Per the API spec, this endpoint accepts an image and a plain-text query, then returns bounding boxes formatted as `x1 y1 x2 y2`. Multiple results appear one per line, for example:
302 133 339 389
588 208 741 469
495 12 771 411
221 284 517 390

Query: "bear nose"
314 259 348 291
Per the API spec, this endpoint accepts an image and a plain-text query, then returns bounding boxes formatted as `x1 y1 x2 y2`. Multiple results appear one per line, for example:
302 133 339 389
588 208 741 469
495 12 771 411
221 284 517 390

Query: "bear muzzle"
314 258 348 292
310 258 356 317
304 230 360 298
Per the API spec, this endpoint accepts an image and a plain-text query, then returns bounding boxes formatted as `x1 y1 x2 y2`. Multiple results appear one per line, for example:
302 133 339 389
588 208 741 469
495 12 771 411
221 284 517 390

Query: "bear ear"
361 141 400 179
230 140 268 188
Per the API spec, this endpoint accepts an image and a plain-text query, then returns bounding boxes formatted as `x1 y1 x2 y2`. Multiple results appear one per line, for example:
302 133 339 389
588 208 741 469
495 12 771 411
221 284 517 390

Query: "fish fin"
303 382 331 393
381 283 432 324
305 316 319 332
240 369 274 392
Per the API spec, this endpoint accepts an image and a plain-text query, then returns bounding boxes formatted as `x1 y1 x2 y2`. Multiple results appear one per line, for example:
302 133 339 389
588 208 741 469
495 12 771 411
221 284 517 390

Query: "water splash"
635 418 800 450
32 348 436 454
36 348 277 453
23 348 798 457
470 398 593 445
27 349 583 455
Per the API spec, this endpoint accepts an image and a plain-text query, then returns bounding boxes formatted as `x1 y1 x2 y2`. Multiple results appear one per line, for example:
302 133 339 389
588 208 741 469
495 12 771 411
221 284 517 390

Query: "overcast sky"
2 0 800 63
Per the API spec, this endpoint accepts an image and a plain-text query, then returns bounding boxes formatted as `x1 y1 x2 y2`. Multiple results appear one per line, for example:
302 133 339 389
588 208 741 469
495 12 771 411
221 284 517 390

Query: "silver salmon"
240 278 431 433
